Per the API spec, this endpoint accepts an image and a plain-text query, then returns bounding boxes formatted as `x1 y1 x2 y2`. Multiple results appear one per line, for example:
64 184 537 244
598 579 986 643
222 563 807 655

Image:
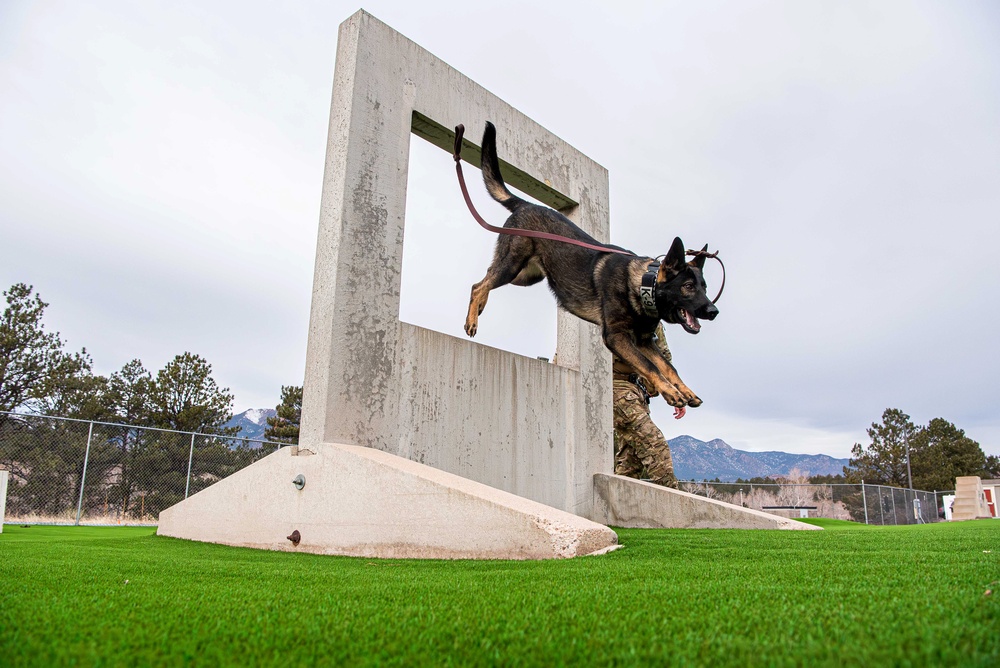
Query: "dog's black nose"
700 304 719 321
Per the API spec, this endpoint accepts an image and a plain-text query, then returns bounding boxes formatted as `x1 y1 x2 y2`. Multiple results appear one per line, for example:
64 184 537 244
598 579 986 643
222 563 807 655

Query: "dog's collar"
639 261 660 318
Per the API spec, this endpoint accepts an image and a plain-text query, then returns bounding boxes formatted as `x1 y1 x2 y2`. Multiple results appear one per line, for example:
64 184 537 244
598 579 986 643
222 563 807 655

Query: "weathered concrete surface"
952 476 992 520
299 10 612 518
593 474 823 530
158 445 618 559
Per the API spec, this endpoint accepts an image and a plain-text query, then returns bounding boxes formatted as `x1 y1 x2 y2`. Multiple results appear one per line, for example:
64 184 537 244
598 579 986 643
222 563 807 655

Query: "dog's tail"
481 121 525 212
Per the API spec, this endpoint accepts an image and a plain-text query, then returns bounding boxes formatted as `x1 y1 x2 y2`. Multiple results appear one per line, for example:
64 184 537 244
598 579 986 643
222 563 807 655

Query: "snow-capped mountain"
224 408 277 442
669 435 850 481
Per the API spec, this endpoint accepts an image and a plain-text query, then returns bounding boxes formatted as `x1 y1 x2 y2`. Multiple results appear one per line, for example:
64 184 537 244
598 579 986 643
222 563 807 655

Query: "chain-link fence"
677 481 948 525
1 411 953 527
0 412 286 525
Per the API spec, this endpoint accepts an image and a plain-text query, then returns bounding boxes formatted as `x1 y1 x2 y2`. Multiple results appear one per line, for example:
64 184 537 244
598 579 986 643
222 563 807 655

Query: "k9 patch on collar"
639 261 660 317
640 285 656 315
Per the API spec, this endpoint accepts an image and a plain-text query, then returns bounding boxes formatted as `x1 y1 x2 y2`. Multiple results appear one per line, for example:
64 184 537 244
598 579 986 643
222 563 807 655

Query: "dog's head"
654 237 719 334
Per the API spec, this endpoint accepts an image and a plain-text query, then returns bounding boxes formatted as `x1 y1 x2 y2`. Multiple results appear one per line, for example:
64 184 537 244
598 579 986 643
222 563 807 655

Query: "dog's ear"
690 243 709 270
657 237 687 283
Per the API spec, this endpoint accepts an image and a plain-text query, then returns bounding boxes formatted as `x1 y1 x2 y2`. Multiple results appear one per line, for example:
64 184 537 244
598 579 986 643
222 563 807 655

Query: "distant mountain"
218 414 848 478
669 435 850 481
224 408 277 442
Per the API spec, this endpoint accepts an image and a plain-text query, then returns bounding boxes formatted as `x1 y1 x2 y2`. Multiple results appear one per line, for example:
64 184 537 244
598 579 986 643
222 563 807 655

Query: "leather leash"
453 124 634 255
452 123 725 304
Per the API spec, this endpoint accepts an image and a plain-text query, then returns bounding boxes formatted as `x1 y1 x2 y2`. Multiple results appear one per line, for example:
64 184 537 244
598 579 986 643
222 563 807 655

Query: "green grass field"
1 519 997 667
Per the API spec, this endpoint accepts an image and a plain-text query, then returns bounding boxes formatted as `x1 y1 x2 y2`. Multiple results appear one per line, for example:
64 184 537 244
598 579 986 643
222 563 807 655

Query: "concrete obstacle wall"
952 476 992 520
298 10 613 518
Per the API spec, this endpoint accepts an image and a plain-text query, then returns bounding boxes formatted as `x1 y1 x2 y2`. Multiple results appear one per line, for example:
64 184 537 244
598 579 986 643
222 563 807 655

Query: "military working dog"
464 122 718 409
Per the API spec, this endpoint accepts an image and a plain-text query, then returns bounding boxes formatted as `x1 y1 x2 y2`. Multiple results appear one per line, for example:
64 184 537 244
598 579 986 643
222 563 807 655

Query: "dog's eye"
682 281 695 293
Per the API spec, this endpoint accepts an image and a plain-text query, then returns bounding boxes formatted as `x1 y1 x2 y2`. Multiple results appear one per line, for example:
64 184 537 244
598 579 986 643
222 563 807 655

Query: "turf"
1 521 997 667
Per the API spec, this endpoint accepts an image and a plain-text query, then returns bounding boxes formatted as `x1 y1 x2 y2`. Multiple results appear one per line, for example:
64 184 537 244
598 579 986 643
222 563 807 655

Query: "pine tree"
0 283 104 515
97 359 159 517
909 418 987 491
844 408 917 486
986 455 1000 479
104 359 154 425
0 283 93 424
150 353 236 435
264 385 302 444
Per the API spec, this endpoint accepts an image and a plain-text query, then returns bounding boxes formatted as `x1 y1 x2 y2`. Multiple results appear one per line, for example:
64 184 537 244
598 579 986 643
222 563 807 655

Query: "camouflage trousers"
613 380 676 486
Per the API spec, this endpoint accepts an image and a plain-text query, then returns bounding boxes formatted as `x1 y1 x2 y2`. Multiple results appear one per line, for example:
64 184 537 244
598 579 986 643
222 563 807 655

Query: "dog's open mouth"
679 308 701 334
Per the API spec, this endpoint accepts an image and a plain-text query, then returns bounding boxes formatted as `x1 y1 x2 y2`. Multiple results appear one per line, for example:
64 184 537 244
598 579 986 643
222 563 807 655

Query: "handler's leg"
613 381 677 486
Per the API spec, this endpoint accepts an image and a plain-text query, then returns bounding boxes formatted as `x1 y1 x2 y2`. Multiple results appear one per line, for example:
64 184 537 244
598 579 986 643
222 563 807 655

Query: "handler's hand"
674 406 686 419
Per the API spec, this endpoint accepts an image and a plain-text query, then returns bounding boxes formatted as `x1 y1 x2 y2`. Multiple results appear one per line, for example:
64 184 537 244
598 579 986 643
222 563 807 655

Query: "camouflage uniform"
612 324 677 486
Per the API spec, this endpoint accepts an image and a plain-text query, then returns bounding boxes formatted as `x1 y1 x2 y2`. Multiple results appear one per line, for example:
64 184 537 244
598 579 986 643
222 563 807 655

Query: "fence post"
862 481 869 525
890 488 897 525
878 486 885 525
75 421 94 526
184 433 196 499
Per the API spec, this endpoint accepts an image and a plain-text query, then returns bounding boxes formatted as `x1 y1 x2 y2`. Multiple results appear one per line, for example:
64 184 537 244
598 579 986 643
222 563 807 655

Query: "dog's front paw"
464 320 478 338
660 386 688 408
674 383 701 407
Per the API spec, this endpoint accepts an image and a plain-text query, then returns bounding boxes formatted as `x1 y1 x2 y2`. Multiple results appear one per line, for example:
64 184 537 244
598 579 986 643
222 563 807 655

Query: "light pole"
904 426 913 490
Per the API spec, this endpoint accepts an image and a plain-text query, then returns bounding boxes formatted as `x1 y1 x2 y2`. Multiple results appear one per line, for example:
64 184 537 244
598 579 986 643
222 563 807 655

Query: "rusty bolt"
286 530 301 546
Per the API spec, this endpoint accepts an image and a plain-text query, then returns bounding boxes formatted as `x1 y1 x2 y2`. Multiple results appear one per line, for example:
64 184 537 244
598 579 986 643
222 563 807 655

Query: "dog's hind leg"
465 239 535 338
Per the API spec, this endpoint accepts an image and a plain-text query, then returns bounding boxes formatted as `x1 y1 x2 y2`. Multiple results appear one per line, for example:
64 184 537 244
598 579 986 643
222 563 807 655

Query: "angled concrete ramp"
593 474 822 530
157 445 619 559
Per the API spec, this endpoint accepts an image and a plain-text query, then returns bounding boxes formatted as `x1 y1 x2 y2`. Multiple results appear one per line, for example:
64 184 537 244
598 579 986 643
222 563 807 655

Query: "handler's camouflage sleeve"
613 380 676 486
652 323 671 363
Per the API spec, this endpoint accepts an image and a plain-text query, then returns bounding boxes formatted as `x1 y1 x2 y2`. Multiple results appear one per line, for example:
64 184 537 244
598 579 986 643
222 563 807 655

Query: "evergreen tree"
104 359 154 425
807 474 846 484
34 368 108 421
909 418 987 491
98 360 158 517
139 353 238 510
0 283 93 425
150 353 236 435
986 455 1000 480
264 385 302 444
0 284 106 517
844 408 917 486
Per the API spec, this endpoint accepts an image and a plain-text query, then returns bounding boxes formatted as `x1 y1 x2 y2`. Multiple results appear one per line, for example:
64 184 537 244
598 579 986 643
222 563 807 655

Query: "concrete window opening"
400 126 559 361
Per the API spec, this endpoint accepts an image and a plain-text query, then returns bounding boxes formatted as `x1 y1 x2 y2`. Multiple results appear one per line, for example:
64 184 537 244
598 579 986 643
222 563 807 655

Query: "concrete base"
592 474 822 530
157 445 618 560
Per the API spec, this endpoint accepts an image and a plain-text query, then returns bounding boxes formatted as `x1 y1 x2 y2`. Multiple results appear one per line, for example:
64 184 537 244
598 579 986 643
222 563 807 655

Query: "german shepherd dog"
464 122 718 409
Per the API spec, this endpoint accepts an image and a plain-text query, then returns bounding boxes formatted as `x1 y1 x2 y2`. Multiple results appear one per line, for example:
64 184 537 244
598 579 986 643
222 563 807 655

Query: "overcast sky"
2 1 998 458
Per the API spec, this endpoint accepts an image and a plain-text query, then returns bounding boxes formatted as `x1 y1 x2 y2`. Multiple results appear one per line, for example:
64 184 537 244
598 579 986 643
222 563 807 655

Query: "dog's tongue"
684 310 701 332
